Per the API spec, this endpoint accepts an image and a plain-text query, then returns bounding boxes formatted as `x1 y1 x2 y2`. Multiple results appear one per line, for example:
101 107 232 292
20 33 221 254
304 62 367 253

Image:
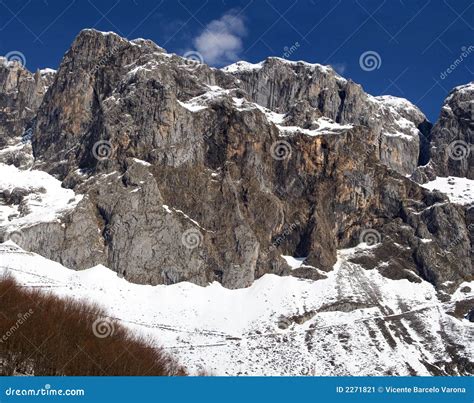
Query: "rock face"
0 29 471 294
0 61 55 167
0 61 54 144
418 83 473 180
224 59 431 176
0 28 472 376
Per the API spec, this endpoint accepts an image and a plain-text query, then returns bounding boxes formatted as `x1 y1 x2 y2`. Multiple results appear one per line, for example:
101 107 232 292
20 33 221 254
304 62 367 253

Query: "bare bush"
0 274 187 376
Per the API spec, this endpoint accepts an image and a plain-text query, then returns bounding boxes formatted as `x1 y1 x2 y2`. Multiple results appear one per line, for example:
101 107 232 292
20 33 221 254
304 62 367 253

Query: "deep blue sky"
0 0 472 121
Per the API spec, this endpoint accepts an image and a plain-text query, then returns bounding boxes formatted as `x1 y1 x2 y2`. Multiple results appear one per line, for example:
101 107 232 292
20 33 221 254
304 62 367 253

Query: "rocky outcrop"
0 28 472 378
0 61 55 168
0 29 470 292
224 58 430 176
416 82 473 181
0 61 54 145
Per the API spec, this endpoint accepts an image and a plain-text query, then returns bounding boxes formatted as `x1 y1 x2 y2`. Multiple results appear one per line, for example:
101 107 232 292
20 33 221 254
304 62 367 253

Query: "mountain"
0 60 55 168
1 241 471 375
0 29 472 375
414 82 473 181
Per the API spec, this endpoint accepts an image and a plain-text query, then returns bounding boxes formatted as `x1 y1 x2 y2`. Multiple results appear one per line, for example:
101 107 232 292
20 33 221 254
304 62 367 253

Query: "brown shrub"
0 274 187 376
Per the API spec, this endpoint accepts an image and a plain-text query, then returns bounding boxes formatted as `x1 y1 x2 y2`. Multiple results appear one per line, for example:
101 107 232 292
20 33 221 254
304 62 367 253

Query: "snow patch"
177 87 235 112
177 100 207 112
131 158 151 166
39 68 56 75
281 255 307 270
0 163 82 231
277 117 353 137
421 176 474 205
222 61 263 73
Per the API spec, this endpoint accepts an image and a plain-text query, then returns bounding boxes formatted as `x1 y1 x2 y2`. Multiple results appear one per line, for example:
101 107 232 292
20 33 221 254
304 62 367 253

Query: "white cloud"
193 12 247 66
332 63 347 75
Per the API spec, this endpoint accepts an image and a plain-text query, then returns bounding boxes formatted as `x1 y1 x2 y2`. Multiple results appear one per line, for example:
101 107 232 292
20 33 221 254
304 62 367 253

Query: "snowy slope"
0 163 82 233
1 241 471 376
421 176 474 205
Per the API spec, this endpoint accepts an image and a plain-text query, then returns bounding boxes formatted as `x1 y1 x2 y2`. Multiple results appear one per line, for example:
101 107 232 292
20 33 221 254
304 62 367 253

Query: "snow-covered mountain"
1 241 472 375
0 29 472 375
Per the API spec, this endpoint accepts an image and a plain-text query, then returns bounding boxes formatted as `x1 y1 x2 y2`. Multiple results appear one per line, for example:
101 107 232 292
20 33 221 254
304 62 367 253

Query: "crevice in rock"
96 205 112 242
335 89 346 123
417 120 433 166
294 222 312 258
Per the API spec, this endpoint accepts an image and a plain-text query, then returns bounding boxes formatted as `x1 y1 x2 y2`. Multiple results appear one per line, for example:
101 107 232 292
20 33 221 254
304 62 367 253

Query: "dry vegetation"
0 275 187 376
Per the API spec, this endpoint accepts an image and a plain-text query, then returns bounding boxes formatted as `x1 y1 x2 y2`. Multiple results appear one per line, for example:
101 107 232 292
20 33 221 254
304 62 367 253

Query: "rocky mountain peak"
0 28 470 295
0 59 55 168
223 54 433 176
0 28 472 375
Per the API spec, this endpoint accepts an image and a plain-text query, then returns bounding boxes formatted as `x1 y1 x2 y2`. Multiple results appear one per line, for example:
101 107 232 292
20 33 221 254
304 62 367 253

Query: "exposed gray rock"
224 58 430 176
0 61 55 168
0 29 472 376
0 61 54 145
415 82 473 181
0 29 470 293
